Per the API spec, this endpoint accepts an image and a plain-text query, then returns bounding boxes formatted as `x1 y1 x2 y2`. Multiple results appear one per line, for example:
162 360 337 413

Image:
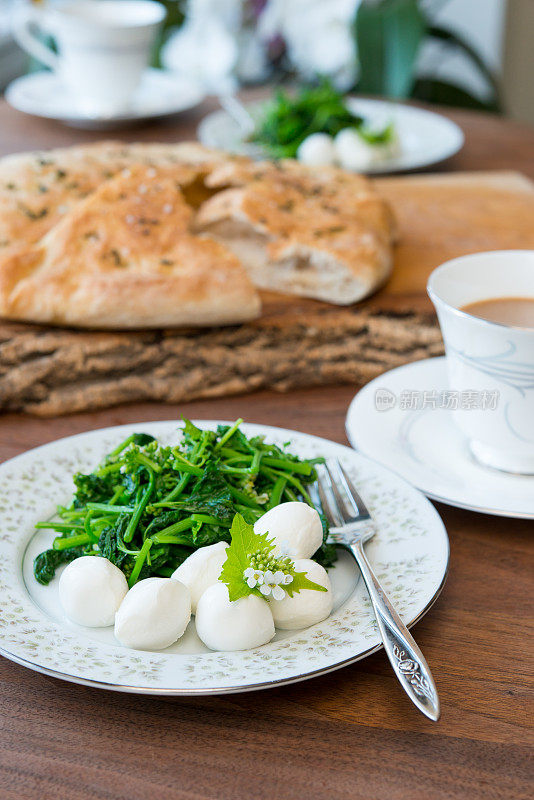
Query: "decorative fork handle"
349 538 440 721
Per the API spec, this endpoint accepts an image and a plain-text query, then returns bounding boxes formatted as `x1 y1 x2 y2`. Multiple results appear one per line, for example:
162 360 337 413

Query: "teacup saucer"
346 357 534 518
5 68 205 130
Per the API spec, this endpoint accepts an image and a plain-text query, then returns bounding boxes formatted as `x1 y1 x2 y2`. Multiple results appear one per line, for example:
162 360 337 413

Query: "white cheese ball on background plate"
254 501 323 560
269 558 333 630
114 577 191 651
171 541 228 613
58 555 128 627
296 133 337 166
195 582 275 651
333 128 376 171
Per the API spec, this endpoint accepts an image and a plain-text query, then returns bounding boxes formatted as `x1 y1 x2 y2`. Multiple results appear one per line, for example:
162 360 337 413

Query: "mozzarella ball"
297 133 337 167
114 577 191 651
195 581 275 651
171 541 229 613
333 128 376 171
59 555 128 627
254 501 323 560
270 558 333 630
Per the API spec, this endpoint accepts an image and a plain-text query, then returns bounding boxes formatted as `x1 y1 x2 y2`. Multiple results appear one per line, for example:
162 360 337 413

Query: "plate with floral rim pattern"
0 420 449 695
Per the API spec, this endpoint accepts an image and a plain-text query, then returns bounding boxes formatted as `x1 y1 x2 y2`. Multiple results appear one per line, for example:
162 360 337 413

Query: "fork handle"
349 540 440 721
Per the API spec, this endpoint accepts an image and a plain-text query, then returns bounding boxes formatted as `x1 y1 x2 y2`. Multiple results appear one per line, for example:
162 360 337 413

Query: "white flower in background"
259 0 360 89
161 0 242 93
162 0 360 92
235 27 271 84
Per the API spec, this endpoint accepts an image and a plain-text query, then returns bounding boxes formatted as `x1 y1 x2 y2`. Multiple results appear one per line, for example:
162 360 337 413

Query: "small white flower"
261 570 288 600
282 574 293 585
243 567 264 588
271 585 286 601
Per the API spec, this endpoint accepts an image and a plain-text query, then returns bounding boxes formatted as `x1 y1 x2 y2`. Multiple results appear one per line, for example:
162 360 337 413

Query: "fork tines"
315 459 371 528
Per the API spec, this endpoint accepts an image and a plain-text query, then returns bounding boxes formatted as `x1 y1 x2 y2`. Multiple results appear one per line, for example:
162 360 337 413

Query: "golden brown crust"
0 164 260 328
0 140 233 259
198 159 395 304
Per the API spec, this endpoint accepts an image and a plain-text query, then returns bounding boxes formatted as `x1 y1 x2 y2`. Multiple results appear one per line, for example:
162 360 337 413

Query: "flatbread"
198 159 395 304
0 164 260 328
0 141 395 327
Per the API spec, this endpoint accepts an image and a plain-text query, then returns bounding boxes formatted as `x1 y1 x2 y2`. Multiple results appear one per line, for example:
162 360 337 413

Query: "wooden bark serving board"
1 170 533 416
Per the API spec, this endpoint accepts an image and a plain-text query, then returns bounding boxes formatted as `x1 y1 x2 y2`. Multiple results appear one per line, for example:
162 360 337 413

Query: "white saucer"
5 68 205 130
346 357 534 518
198 97 464 174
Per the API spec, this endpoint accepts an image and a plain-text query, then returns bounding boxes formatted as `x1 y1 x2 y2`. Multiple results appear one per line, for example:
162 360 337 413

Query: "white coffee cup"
13 0 166 117
428 251 534 474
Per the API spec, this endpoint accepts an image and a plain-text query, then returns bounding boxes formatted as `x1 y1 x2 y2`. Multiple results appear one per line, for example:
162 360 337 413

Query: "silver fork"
314 459 440 721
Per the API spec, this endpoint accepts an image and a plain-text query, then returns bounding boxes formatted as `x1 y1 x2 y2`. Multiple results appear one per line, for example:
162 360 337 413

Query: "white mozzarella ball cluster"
59 556 128 627
114 577 191 651
194 502 332 650
254 501 323 560
296 129 400 171
57 501 334 653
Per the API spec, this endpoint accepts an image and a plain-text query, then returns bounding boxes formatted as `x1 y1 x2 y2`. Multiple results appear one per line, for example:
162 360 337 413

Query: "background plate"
0 420 449 694
197 97 464 174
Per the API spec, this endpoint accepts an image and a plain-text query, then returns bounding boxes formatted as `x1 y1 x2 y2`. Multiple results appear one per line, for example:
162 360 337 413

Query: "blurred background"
0 0 532 123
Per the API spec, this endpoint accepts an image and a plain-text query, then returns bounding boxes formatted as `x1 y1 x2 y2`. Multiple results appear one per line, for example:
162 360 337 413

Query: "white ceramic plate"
0 420 448 695
5 68 205 130
197 97 464 174
346 358 534 519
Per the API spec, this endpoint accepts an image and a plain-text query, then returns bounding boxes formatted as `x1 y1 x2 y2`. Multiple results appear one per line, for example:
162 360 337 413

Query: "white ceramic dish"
197 97 464 174
5 68 205 130
0 420 448 695
346 358 534 519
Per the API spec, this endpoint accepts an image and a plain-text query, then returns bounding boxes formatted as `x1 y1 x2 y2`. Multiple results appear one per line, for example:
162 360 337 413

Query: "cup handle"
12 5 59 71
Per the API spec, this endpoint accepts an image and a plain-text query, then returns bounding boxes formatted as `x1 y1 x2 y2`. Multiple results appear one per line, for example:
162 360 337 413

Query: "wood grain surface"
0 97 533 800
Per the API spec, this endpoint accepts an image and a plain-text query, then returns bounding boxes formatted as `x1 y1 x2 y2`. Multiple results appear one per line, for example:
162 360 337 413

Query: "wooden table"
0 97 533 800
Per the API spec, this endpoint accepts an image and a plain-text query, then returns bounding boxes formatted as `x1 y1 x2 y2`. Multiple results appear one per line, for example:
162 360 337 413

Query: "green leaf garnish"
219 513 327 602
219 514 275 601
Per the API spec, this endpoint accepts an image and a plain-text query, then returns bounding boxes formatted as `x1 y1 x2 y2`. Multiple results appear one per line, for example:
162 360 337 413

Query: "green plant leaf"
354 0 426 98
412 77 499 111
219 513 275 601
285 570 327 598
427 24 501 104
181 417 203 441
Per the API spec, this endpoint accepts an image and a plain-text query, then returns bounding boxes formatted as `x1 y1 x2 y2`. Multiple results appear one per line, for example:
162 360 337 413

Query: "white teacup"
428 251 534 474
13 0 166 117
